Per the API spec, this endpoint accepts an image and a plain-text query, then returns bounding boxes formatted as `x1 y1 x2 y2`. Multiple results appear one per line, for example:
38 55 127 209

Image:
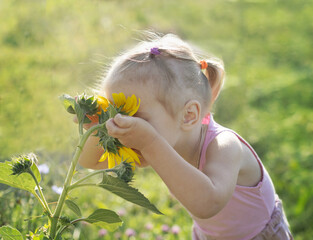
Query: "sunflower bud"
11 153 37 176
76 93 98 116
111 161 134 183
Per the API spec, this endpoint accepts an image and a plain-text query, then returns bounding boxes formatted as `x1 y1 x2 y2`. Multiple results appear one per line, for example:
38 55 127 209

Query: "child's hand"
106 114 158 152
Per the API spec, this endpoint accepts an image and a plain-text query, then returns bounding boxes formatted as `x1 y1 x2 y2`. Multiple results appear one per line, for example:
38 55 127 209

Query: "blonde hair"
100 33 225 117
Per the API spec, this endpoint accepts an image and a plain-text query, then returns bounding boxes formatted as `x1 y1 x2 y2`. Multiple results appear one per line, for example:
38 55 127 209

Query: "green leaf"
83 209 122 231
107 104 118 118
0 161 39 194
28 231 48 240
59 94 76 114
74 101 85 125
98 174 162 215
0 225 24 240
65 199 82 217
99 109 110 124
83 116 91 124
30 162 41 184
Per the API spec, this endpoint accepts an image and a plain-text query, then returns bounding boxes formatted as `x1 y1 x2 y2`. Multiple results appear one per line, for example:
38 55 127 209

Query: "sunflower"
97 93 141 169
96 95 109 114
99 151 122 169
99 147 140 170
118 147 141 169
112 93 140 116
87 95 110 123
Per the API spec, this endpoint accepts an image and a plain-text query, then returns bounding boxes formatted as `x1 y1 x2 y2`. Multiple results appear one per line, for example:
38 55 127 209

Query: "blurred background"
0 0 312 239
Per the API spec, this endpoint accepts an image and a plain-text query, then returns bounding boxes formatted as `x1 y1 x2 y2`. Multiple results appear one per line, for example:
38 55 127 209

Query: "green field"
0 0 312 239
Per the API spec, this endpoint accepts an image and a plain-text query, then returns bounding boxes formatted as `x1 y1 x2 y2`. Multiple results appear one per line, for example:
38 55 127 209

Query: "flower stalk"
51 92 141 238
49 122 105 239
11 154 52 216
28 170 52 217
68 169 105 190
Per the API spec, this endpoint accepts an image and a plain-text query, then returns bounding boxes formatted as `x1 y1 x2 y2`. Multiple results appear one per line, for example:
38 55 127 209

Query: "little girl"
78 33 293 240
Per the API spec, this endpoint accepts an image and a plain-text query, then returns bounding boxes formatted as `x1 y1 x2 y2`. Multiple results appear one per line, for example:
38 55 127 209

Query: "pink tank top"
192 115 276 240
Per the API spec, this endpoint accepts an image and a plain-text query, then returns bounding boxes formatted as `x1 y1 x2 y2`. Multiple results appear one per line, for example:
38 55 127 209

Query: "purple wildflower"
117 208 126 216
145 222 153 230
161 224 170 233
125 228 136 237
98 229 107 237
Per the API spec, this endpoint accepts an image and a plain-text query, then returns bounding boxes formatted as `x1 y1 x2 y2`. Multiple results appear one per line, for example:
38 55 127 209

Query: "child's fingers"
106 117 129 137
113 114 134 128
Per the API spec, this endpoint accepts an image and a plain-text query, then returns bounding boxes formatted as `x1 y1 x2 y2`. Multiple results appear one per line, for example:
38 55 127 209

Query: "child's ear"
181 100 201 131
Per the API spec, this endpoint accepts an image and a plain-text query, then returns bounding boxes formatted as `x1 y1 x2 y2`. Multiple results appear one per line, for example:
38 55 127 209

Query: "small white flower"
38 163 49 174
171 225 181 235
52 185 63 195
34 186 43 191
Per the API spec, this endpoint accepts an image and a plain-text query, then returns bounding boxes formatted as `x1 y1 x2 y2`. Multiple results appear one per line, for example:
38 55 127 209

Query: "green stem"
50 123 105 239
28 170 52 216
67 183 97 191
55 218 85 239
79 121 84 136
68 169 110 191
55 224 71 239
32 192 48 214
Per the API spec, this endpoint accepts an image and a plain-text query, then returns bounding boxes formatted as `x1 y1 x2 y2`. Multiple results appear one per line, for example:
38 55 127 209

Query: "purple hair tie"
150 47 161 55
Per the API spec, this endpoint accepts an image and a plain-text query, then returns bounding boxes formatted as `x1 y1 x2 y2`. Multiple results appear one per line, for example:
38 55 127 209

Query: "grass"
0 0 312 239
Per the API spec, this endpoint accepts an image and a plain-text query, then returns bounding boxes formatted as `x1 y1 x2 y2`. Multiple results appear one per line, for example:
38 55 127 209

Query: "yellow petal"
118 147 128 159
128 149 141 164
123 95 134 113
113 150 122 165
98 152 108 162
129 161 136 170
112 93 126 108
97 96 109 113
108 153 116 169
97 95 109 105
130 95 139 113
122 147 141 164
128 97 140 116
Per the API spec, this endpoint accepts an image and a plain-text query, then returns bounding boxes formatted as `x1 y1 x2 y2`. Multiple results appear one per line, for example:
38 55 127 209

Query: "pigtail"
201 59 225 104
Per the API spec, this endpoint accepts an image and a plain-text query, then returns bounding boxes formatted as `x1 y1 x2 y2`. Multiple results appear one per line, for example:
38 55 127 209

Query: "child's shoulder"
203 129 243 176
207 130 242 159
203 114 244 167
204 115 242 155
205 122 263 187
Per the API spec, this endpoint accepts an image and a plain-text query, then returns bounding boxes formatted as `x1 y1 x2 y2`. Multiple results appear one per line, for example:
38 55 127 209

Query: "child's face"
105 81 182 167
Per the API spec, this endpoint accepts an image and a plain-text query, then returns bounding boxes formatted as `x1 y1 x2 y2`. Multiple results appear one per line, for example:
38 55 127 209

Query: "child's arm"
77 135 108 169
73 116 108 169
106 114 243 219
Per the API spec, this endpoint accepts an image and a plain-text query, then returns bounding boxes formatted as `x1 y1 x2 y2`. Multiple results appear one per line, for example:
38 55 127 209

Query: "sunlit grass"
0 0 312 239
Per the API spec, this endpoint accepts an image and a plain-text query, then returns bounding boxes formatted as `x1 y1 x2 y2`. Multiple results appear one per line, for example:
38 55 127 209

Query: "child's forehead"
106 77 156 93
105 81 156 102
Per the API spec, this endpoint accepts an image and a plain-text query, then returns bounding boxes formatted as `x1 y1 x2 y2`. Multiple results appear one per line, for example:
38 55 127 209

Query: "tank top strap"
199 114 264 181
199 114 224 171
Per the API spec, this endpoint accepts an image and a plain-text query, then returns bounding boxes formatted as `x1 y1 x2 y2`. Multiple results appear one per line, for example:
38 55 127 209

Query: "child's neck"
175 123 207 168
